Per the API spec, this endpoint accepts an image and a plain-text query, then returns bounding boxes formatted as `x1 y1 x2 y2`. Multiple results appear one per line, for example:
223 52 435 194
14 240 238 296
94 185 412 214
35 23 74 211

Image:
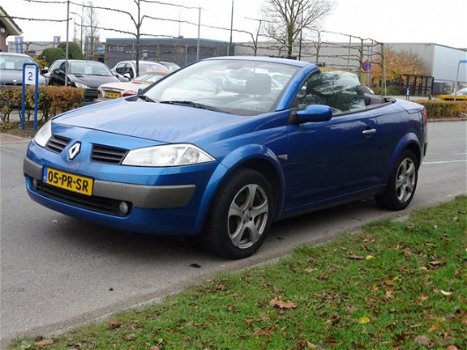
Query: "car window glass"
0 55 33 70
144 59 299 116
115 64 125 74
295 71 365 115
69 61 112 76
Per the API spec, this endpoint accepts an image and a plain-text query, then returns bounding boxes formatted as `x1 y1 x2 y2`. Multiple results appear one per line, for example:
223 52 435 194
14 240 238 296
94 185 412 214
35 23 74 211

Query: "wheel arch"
386 132 422 183
194 145 286 233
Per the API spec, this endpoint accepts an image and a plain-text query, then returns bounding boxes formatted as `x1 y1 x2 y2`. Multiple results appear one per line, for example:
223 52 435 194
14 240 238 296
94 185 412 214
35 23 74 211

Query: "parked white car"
97 71 169 100
111 60 169 80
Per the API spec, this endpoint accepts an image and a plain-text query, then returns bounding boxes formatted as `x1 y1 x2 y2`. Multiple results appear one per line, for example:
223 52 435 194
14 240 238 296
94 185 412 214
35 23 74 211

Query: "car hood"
70 74 119 88
54 98 245 143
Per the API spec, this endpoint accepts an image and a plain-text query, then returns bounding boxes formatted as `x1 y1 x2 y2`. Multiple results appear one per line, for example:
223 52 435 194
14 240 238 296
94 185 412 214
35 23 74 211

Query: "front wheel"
375 149 419 210
203 169 273 259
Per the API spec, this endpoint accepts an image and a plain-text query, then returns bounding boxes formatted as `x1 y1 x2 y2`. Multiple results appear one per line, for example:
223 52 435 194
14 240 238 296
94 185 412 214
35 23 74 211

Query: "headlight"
33 120 52 147
122 144 214 167
74 82 89 89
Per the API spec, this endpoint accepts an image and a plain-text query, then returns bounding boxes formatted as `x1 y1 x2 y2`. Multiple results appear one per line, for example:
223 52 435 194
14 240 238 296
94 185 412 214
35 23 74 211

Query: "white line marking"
423 160 467 165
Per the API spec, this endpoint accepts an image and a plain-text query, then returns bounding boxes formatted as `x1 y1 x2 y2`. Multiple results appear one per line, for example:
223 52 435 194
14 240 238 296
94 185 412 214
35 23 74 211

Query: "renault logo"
68 142 81 160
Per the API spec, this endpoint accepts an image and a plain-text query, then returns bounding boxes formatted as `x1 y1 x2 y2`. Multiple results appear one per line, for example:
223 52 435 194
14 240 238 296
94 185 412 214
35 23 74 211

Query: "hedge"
0 86 84 123
413 99 467 119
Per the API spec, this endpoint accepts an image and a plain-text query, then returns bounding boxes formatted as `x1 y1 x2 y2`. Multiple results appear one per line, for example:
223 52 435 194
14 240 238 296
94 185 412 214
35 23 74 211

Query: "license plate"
45 168 93 196
105 91 120 99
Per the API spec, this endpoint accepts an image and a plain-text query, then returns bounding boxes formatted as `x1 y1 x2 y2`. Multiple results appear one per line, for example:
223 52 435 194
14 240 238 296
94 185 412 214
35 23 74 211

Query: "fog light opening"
32 178 38 188
118 201 129 215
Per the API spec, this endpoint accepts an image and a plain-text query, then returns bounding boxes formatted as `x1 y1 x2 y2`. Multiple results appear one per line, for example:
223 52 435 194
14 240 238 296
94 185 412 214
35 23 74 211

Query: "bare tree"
261 0 332 58
83 1 100 60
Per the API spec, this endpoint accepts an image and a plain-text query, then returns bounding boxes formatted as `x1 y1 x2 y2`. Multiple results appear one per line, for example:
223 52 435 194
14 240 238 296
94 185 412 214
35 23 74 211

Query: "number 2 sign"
24 65 37 85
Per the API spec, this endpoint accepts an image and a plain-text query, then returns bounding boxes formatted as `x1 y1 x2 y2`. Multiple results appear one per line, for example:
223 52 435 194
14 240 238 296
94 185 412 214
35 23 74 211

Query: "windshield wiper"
138 94 156 103
159 100 220 112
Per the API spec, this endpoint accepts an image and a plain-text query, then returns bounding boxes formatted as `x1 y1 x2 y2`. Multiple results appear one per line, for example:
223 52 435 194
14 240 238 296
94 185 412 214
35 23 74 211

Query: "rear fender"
194 144 285 232
385 132 421 182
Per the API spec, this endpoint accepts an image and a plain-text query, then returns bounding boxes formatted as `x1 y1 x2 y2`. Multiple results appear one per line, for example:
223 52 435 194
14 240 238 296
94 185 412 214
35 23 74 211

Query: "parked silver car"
0 52 45 86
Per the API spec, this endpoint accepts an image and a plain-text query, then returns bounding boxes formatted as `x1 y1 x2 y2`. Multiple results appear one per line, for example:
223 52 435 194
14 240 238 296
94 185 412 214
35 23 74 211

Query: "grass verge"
10 196 466 350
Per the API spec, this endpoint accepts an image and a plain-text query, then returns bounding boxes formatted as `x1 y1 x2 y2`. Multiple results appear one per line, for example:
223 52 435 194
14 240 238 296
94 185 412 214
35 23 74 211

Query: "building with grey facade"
105 37 230 68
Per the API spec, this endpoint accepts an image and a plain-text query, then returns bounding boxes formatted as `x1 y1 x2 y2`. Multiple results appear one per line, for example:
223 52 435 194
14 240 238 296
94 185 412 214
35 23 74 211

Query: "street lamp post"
65 0 70 86
70 11 83 54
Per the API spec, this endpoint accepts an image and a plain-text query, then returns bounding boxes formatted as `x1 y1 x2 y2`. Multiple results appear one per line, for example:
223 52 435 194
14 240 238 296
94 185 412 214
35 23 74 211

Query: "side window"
115 64 125 75
124 64 134 78
295 71 365 114
58 62 66 72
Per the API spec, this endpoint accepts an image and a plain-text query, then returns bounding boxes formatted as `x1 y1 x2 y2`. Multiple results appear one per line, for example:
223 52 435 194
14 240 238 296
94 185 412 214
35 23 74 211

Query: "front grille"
45 135 70 153
91 144 128 164
34 181 131 216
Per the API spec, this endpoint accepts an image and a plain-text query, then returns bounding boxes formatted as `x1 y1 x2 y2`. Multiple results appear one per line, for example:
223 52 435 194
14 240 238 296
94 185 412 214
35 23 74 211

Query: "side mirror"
293 105 332 124
40 68 49 75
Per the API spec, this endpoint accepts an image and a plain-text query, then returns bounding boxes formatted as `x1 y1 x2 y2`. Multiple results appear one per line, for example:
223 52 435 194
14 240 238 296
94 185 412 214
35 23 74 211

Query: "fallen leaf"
358 316 370 324
269 297 297 309
35 338 54 346
348 253 365 260
447 345 459 350
428 260 443 268
109 321 121 329
440 290 452 296
371 284 380 292
304 267 316 273
414 335 431 346
253 326 275 336
306 341 317 349
418 293 428 304
123 333 136 341
149 346 160 350
365 255 375 260
385 288 394 300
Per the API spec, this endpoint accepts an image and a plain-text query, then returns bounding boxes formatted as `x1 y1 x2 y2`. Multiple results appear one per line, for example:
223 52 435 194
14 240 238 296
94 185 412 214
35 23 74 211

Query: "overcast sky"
2 0 466 49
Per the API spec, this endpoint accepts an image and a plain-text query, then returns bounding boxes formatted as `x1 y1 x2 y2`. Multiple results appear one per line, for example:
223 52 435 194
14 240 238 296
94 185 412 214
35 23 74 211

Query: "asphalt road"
1 121 466 345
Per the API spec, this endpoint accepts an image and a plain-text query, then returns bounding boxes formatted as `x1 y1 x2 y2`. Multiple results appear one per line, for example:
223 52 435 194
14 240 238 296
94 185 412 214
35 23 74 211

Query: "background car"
0 52 45 86
97 71 169 100
111 60 169 80
24 56 427 260
47 59 120 102
158 61 180 72
438 87 467 101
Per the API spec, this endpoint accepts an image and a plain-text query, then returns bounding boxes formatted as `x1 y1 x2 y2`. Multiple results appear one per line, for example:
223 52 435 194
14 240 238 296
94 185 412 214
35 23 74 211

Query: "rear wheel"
375 149 419 210
204 169 273 259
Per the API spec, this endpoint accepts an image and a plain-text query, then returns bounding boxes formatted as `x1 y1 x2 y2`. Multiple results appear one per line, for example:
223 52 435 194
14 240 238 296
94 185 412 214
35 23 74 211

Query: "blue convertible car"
24 57 428 259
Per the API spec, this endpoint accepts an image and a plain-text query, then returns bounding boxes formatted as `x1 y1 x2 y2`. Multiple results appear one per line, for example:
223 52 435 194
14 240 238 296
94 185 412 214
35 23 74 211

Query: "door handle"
362 128 377 135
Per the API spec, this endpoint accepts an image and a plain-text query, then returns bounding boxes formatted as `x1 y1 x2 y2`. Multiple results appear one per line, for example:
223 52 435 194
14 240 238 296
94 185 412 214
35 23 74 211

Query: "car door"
284 71 386 210
50 61 67 86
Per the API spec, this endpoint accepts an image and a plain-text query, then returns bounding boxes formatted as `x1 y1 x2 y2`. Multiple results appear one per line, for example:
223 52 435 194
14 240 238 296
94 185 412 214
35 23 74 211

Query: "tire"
203 169 273 259
375 149 419 210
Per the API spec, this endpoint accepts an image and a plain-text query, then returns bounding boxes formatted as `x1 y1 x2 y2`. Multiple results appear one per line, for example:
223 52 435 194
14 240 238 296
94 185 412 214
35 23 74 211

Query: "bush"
40 48 65 66
412 100 467 119
0 86 84 123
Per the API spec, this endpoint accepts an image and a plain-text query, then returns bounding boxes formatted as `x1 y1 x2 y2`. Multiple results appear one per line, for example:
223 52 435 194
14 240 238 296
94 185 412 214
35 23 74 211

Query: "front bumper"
24 157 195 209
23 150 216 236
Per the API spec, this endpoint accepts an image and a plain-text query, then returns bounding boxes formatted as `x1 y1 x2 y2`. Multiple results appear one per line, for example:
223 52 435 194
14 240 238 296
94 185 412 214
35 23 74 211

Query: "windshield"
144 59 299 116
139 62 167 75
69 61 113 76
0 55 34 71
